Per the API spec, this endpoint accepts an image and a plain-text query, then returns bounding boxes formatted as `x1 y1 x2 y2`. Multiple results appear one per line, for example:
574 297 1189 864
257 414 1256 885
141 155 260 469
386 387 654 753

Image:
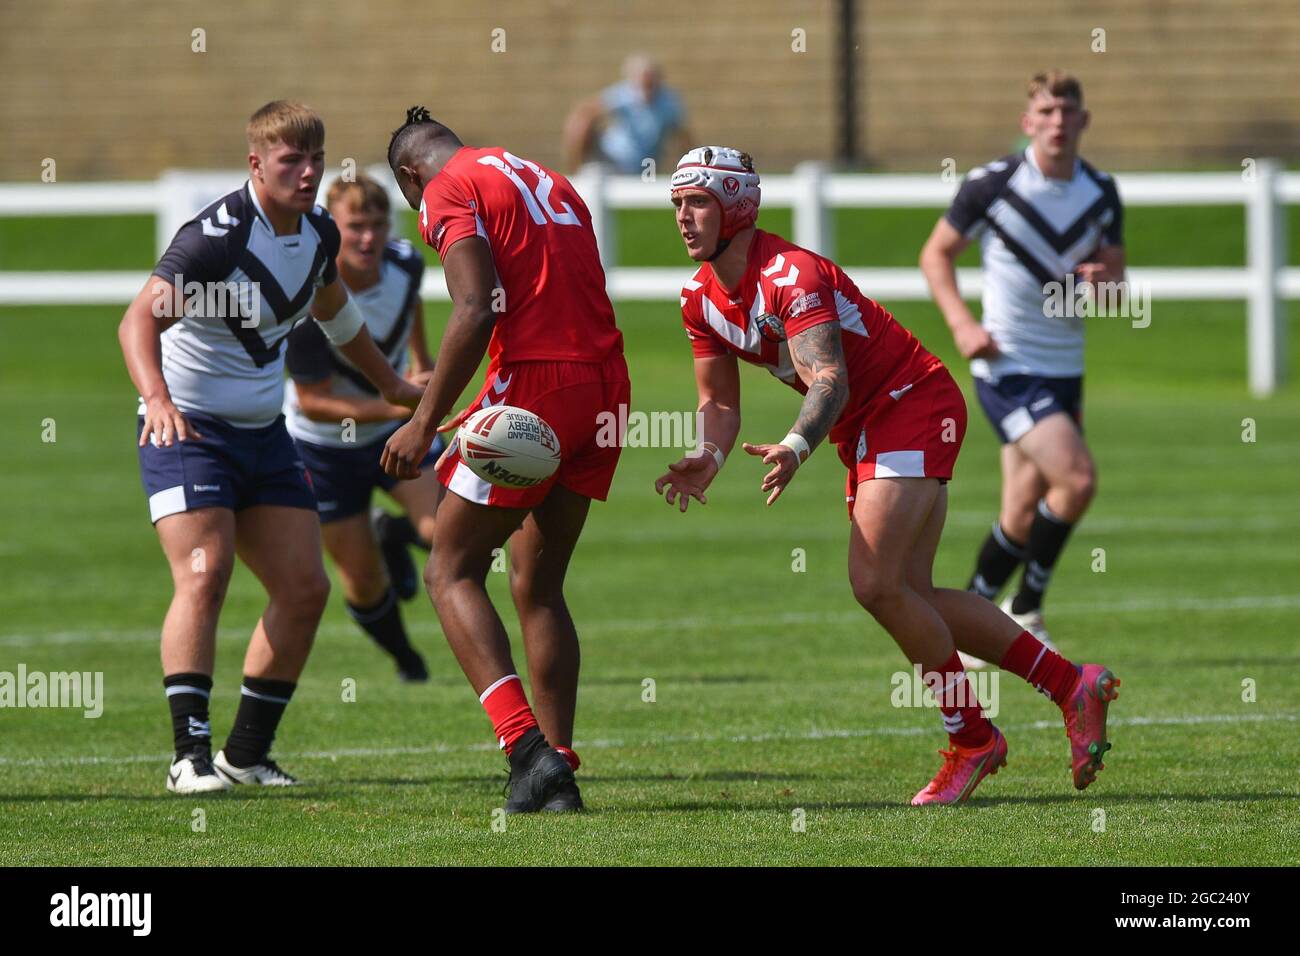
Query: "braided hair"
387 106 456 168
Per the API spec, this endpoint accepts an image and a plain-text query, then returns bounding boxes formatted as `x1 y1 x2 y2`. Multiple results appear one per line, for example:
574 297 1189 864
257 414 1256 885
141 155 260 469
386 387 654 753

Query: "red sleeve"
762 251 839 339
418 174 478 262
681 294 728 358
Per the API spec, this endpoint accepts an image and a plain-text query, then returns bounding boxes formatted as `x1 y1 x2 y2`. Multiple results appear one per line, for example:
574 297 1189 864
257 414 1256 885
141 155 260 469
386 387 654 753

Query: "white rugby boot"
213 750 300 786
166 749 231 794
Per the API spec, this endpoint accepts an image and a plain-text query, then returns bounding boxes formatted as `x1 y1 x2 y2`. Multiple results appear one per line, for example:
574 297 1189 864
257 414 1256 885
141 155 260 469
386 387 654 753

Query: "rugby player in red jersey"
655 147 1120 804
381 108 630 813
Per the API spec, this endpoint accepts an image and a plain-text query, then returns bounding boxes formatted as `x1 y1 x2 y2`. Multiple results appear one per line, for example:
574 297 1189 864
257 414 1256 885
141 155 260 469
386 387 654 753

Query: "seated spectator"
563 54 692 175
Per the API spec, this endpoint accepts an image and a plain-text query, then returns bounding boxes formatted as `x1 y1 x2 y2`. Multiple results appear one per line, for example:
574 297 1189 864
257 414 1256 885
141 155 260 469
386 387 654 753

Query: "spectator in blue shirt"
564 54 692 175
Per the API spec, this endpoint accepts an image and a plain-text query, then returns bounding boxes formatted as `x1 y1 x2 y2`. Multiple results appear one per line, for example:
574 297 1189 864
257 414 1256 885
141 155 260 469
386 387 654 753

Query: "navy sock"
379 513 429 552
164 672 213 756
222 677 296 768
1011 499 1075 614
347 588 420 668
968 523 1025 600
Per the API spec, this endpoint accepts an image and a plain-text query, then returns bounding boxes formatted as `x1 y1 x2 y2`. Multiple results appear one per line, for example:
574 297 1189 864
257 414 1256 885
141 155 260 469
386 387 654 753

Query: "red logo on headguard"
722 176 740 197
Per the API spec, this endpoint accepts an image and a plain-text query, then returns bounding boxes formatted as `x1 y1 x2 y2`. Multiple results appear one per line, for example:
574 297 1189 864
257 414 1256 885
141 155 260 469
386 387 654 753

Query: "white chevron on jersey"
946 147 1122 381
762 253 801 287
284 240 423 447
150 181 340 428
478 372 514 409
701 296 761 354
833 289 870 338
678 230 940 434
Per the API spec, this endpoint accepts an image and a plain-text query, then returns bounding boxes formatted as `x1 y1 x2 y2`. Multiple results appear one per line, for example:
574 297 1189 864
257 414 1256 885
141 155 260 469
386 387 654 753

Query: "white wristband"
697 441 725 470
780 432 811 463
315 295 366 346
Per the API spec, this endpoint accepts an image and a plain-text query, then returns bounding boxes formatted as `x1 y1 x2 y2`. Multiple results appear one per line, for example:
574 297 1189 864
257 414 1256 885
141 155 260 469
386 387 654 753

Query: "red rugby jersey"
419 146 623 367
680 230 942 443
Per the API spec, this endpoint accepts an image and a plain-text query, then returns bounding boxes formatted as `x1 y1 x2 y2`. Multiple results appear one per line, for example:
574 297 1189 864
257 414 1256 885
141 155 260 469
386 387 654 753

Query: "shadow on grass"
593 789 1298 815
1108 656 1300 670
0 791 318 803
339 770 829 788
579 674 771 686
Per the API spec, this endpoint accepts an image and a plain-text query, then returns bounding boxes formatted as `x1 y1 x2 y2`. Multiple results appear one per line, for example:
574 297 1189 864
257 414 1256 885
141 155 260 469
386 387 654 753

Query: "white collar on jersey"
245 180 303 236
1024 145 1081 186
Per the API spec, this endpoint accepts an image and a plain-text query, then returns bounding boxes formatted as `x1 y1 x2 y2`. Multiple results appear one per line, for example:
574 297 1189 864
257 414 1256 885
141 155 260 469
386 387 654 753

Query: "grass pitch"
1 208 1298 865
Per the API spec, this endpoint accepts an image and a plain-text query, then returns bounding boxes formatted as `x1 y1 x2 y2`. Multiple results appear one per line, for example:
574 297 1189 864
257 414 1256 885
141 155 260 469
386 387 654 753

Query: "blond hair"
246 100 325 154
1027 71 1083 105
326 173 390 217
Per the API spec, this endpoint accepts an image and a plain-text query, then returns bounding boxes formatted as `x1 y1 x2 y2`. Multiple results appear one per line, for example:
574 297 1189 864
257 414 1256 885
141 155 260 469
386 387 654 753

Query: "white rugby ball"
457 405 562 489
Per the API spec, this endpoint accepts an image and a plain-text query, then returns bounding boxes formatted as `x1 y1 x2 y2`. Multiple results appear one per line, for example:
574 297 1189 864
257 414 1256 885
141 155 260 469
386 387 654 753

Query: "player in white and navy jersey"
284 174 443 682
920 72 1126 659
117 102 423 794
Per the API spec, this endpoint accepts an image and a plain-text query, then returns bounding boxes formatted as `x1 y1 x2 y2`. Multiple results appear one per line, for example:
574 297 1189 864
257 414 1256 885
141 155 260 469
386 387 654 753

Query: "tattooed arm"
741 320 849 505
787 320 850 453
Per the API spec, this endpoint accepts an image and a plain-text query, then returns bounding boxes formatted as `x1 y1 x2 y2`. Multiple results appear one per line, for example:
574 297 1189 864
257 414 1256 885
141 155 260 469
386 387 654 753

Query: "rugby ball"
456 405 561 489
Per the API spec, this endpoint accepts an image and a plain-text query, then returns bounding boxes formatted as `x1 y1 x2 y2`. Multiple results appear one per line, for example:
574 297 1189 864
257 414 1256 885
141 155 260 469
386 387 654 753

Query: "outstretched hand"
654 452 719 513
742 441 801 506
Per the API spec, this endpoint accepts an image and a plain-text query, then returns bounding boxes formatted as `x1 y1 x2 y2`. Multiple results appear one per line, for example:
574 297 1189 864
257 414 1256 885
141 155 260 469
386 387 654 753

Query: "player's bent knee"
510 573 565 616
1074 466 1098 504
174 562 233 614
908 577 938 602
277 570 331 619
507 567 529 608
337 559 387 605
304 572 332 616
1000 508 1035 541
850 570 905 615
348 575 389 608
1057 466 1096 512
424 559 464 608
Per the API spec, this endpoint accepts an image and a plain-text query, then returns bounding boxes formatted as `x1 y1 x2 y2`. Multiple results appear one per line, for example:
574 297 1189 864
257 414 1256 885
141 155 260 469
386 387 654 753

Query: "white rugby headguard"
669 146 761 255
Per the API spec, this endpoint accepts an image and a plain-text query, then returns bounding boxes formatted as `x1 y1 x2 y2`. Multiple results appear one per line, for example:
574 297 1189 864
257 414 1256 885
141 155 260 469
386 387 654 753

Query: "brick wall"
1 0 1295 182
858 0 1300 171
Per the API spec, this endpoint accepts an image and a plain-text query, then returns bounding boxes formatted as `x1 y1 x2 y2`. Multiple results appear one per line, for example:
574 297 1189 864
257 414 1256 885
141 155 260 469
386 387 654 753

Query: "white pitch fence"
0 162 1292 395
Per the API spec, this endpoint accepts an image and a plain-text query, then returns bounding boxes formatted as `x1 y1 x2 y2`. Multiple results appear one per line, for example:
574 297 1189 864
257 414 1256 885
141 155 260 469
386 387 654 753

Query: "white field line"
575 594 1300 634
2 593 1300 648
581 511 1300 544
0 711 1294 770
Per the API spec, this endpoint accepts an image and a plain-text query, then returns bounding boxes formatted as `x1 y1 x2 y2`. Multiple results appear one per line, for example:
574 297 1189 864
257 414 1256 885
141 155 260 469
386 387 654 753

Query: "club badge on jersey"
754 311 787 343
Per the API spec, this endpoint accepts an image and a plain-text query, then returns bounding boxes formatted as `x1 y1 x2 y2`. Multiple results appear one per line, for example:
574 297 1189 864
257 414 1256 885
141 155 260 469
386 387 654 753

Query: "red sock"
932 651 994 749
999 631 1080 706
479 675 538 754
554 746 580 772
